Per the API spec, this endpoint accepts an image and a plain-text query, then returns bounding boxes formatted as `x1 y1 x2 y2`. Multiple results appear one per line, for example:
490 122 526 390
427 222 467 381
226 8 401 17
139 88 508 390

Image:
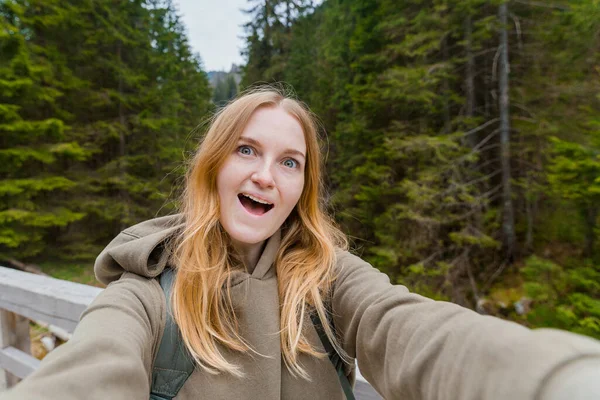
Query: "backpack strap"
310 311 356 400
150 268 195 400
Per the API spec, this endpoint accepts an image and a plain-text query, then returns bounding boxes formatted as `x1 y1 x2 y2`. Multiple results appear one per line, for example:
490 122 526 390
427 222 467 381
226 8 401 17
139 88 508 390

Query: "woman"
2 88 600 400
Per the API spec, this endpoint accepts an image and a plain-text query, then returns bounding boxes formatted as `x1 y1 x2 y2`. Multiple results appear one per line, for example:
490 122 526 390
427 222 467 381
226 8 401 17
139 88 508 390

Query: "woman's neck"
231 239 267 274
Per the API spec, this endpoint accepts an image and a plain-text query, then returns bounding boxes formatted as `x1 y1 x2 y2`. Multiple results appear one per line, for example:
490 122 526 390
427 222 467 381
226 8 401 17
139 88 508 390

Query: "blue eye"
238 145 254 156
283 159 298 169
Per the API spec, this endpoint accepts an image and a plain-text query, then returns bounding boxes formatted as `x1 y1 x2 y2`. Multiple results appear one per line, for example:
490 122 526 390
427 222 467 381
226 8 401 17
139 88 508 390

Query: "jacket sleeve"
331 251 600 400
0 272 165 400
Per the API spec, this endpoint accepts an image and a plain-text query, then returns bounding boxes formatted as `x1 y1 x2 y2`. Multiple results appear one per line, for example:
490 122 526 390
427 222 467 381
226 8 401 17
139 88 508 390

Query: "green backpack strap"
310 311 356 400
150 268 195 400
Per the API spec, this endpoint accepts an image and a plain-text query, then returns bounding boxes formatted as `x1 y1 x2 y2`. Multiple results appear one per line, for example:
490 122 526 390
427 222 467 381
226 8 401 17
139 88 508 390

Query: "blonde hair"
170 86 348 379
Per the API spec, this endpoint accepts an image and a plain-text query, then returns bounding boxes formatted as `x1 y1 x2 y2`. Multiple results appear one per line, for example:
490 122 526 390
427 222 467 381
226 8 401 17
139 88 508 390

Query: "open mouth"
238 193 274 216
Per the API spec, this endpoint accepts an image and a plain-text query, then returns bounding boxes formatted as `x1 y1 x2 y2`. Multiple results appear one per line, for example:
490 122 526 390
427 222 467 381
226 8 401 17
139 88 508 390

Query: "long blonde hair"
170 87 348 379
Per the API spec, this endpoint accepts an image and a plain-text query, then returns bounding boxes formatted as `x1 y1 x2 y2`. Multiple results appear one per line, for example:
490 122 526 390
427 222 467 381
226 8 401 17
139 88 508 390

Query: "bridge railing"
0 265 381 399
0 266 102 390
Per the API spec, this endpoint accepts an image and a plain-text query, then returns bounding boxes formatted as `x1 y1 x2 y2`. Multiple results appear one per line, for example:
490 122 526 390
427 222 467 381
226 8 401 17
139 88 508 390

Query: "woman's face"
216 106 306 248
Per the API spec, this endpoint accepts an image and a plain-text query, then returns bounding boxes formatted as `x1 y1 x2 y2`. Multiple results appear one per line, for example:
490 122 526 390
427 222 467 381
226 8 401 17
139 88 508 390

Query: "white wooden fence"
0 265 382 399
0 266 102 390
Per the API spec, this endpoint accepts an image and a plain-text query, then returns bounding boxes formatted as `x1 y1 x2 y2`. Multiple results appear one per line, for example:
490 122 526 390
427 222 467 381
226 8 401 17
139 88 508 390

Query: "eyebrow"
239 136 306 160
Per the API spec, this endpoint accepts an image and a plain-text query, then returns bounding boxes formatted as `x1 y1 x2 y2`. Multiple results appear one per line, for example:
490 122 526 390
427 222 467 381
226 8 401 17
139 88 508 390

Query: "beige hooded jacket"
2 214 600 400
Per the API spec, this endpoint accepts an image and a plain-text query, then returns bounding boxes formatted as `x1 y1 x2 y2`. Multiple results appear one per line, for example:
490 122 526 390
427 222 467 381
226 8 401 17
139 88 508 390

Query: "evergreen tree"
213 74 238 106
60 0 211 257
0 0 86 260
241 0 315 87
1 0 211 261
514 0 600 257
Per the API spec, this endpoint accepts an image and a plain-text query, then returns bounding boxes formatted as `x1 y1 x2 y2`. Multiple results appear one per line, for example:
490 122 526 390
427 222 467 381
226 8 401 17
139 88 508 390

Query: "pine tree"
1 0 211 261
241 0 315 87
213 74 238 106
58 0 211 257
0 0 86 260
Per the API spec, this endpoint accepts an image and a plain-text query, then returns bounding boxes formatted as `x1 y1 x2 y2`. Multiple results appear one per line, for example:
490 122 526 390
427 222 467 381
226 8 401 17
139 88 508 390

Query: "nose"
251 163 275 188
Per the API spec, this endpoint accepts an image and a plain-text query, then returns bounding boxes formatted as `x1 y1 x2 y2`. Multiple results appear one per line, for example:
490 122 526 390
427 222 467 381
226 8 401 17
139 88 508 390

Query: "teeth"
242 193 272 205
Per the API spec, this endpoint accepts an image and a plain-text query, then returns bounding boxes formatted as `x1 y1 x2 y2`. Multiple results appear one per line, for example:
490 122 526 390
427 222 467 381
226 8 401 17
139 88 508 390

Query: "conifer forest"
1 0 600 339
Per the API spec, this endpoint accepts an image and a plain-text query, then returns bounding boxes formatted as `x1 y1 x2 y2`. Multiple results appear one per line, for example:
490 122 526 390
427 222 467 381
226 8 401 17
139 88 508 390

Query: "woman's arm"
332 251 600 400
538 357 600 400
1 272 165 400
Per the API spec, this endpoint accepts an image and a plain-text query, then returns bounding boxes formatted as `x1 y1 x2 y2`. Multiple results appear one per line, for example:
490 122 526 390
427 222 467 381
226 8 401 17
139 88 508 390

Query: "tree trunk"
583 205 597 258
117 42 129 230
285 0 292 29
264 0 271 42
465 15 477 148
442 34 451 133
525 182 534 251
498 2 516 261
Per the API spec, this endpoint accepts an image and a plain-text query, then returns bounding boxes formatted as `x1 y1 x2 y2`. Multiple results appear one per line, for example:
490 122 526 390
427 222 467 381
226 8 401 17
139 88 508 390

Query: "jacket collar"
249 229 280 280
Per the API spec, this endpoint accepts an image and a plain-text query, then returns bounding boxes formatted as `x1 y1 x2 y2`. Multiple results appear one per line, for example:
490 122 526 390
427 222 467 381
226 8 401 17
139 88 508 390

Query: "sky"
175 0 248 72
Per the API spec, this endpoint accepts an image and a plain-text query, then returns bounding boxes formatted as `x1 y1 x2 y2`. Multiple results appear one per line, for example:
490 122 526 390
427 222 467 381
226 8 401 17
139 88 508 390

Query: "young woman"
2 88 600 400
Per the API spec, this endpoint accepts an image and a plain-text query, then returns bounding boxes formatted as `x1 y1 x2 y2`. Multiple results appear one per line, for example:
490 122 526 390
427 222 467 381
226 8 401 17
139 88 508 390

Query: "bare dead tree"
465 15 477 148
498 2 516 261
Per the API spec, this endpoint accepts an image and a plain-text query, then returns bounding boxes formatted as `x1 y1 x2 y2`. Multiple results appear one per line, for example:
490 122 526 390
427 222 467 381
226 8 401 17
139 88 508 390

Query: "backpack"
149 268 355 400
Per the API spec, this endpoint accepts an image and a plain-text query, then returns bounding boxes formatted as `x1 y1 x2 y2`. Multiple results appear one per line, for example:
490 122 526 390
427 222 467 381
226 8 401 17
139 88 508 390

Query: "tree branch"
462 118 499 137
512 0 570 11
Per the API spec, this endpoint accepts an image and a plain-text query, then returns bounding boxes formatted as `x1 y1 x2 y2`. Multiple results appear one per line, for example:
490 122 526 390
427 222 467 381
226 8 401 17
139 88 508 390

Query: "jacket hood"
94 214 184 285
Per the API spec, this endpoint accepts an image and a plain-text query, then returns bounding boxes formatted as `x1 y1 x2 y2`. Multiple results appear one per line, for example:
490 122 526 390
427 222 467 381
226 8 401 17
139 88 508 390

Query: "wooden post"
0 309 31 390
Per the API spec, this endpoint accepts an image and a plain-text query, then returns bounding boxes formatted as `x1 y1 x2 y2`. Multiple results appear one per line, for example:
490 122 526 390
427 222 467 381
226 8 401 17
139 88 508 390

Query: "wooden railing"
0 266 102 390
0 265 382 399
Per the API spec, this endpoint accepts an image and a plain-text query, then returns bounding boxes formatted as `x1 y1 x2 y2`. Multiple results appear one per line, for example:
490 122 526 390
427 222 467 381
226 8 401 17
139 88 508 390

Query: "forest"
1 0 599 340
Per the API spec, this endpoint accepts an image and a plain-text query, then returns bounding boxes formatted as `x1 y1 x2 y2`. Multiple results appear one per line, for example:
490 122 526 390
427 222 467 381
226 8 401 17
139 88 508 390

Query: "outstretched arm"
1 273 165 400
332 251 600 400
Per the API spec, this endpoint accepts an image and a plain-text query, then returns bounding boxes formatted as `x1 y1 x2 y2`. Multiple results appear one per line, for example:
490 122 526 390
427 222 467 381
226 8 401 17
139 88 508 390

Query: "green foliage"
285 0 502 300
0 0 84 258
0 0 211 261
547 133 600 257
547 136 600 203
38 260 100 287
241 0 316 87
244 0 600 319
522 256 600 339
